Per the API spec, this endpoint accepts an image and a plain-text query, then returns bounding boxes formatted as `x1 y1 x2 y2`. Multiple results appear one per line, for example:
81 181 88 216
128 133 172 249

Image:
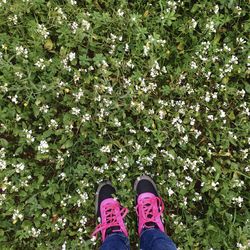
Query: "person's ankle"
105 226 122 237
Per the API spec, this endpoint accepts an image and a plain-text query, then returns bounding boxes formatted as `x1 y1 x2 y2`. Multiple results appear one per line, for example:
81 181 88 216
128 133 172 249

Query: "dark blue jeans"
100 228 177 250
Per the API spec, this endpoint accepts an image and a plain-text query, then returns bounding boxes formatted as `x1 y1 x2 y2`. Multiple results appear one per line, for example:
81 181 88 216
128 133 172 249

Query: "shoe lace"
92 202 128 238
136 196 164 229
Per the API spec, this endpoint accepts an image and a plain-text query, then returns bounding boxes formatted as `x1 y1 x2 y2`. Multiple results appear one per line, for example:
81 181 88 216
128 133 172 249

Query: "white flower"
183 197 187 206
82 19 90 31
232 179 244 188
237 89 245 98
80 215 87 226
0 83 8 93
37 24 49 39
190 18 197 29
223 43 231 52
73 88 83 102
15 72 24 79
168 188 174 196
230 55 238 64
100 145 111 153
219 109 226 118
48 119 58 129
0 0 7 6
65 124 73 133
207 114 214 121
185 176 193 183
12 209 24 223
114 118 121 127
214 5 219 14
0 159 7 170
39 104 49 113
212 92 217 99
206 20 216 33
62 58 72 72
68 52 76 61
55 7 67 24
235 6 242 15
143 43 150 57
236 37 246 45
76 189 89 204
190 61 197 69
8 15 18 25
23 129 35 143
71 22 78 34
125 43 129 52
16 46 28 58
205 92 211 102
69 0 77 5
59 172 66 180
211 181 219 191
182 135 189 143
117 9 124 17
35 58 46 70
81 113 91 122
194 129 201 139
0 148 5 158
71 107 80 115
190 118 195 126
29 227 41 237
38 140 49 154
62 241 67 250
13 163 25 173
232 196 244 207
127 59 135 69
8 95 18 104
129 128 136 134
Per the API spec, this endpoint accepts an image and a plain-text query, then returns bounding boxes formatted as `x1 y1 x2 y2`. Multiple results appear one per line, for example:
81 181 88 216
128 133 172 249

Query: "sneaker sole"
95 180 113 215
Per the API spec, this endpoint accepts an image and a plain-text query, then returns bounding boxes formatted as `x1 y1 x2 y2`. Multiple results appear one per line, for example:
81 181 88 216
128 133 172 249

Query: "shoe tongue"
105 226 121 237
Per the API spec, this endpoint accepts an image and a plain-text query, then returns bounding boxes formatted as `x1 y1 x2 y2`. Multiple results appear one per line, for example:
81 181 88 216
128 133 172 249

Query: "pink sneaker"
134 175 165 235
92 181 129 242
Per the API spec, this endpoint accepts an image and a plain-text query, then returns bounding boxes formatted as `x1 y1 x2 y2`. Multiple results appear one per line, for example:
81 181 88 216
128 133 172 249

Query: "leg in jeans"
100 232 130 250
92 181 129 250
134 176 177 250
140 228 177 250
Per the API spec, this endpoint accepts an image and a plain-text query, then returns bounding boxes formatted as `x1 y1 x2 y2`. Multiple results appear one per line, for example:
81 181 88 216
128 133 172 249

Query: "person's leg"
140 228 176 250
134 175 177 250
91 181 130 249
100 232 130 250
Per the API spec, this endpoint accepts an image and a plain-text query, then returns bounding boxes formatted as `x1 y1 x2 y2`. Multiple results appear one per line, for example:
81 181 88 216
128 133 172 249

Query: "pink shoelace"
92 202 128 240
136 196 164 229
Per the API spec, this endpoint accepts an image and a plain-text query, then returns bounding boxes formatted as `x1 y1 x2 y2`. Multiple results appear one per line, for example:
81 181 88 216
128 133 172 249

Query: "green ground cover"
0 0 249 249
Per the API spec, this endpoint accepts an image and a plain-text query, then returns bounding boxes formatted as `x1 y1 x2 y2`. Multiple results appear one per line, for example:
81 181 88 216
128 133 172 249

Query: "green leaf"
214 198 220 207
207 224 217 232
0 138 8 147
244 83 250 94
229 111 235 120
38 175 44 184
44 39 54 51
62 139 73 149
162 85 171 95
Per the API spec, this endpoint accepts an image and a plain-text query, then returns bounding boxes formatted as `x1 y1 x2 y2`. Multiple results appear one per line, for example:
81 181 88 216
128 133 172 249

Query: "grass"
0 0 249 249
